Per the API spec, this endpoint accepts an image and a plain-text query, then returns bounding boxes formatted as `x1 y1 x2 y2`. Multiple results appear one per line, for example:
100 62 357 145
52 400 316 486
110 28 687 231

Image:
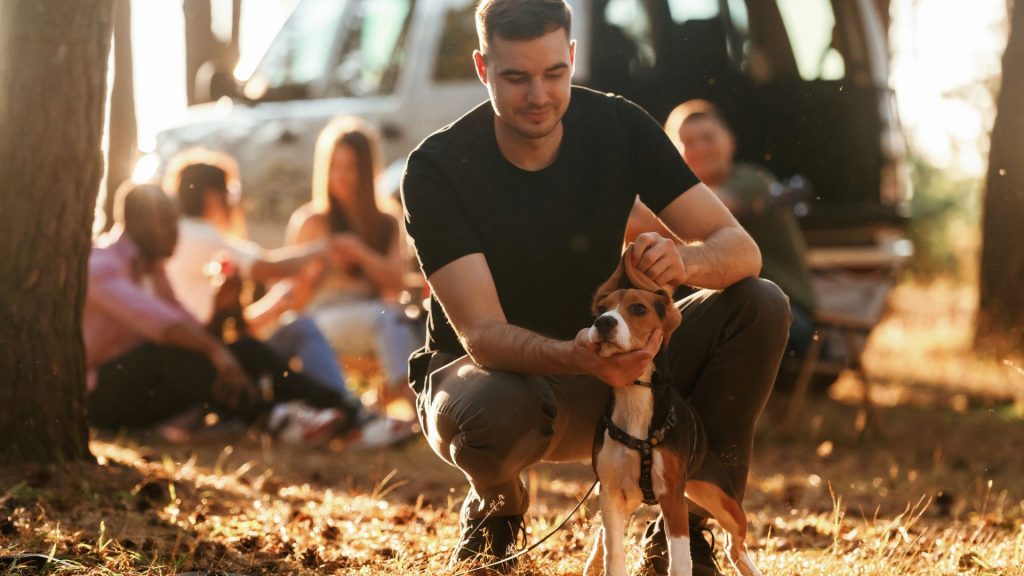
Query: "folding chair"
780 240 910 439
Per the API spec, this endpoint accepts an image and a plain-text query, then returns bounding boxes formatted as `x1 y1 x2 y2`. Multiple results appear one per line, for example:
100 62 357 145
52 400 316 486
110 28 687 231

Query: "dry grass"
2 280 1023 575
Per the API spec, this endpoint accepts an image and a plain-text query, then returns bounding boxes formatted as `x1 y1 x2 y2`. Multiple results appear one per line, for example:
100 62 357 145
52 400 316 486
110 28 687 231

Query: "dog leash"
451 476 599 575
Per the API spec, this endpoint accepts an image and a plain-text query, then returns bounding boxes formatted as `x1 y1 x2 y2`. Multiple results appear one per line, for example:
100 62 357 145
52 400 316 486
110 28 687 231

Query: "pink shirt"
83 233 196 390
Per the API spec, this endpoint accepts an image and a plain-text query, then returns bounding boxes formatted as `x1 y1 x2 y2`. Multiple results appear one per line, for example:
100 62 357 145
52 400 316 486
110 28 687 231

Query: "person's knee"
441 370 557 482
723 277 792 335
279 315 321 340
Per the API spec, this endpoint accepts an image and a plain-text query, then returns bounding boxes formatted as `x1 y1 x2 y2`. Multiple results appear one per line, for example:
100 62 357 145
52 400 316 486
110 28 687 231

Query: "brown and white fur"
583 247 763 576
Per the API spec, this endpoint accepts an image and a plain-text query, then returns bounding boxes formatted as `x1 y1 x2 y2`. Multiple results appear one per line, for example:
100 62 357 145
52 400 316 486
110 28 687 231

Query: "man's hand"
572 327 663 388
631 232 688 287
207 345 254 409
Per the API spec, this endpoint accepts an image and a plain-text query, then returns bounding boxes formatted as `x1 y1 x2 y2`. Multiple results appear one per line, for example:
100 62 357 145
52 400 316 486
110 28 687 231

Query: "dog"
583 246 763 576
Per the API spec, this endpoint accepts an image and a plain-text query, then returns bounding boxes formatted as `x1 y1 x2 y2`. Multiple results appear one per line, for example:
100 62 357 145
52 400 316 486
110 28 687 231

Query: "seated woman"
287 117 421 407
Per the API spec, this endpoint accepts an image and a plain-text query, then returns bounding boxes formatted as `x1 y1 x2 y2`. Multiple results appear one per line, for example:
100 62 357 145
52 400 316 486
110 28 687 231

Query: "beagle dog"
583 246 763 576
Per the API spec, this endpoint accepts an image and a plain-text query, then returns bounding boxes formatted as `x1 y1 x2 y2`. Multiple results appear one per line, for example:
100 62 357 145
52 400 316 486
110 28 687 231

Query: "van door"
593 0 904 236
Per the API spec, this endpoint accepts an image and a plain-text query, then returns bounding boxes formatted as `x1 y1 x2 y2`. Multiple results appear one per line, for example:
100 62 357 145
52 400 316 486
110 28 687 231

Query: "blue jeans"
264 316 361 411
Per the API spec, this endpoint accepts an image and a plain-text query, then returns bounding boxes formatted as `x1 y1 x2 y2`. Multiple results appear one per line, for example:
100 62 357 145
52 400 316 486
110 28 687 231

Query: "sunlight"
891 0 1007 175
130 0 297 151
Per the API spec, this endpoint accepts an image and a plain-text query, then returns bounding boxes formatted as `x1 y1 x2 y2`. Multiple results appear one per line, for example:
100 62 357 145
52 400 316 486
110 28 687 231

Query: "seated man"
84 183 354 445
656 99 817 359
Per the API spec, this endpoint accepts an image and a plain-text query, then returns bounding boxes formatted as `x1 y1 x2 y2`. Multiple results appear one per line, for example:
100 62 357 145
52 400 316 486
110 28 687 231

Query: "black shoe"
640 516 724 576
449 512 526 574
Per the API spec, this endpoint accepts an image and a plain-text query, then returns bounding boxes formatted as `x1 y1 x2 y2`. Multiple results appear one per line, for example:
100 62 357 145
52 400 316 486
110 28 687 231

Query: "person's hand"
327 233 367 266
572 327 663 388
207 345 254 409
631 232 688 287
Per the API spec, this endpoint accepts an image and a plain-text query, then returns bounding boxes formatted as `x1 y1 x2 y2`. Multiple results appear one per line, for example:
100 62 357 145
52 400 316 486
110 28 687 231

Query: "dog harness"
602 377 678 505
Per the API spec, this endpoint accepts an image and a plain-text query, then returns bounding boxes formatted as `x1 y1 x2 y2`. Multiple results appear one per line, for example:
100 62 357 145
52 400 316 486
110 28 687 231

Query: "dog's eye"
596 305 608 314
630 303 647 316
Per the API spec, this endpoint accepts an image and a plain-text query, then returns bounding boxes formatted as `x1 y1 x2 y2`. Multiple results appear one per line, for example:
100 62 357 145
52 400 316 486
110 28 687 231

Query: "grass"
1 279 1023 575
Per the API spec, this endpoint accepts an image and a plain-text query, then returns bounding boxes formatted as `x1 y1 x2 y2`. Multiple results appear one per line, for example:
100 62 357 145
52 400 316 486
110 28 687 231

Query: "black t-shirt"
402 86 699 361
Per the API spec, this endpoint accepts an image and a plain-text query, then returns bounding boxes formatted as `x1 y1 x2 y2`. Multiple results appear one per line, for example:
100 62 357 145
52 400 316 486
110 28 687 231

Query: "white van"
150 0 906 248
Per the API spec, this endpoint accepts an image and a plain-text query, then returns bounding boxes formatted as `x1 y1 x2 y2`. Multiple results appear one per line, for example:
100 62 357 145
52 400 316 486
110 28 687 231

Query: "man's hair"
663 99 731 148
162 147 241 217
475 0 572 56
113 183 171 226
175 163 229 217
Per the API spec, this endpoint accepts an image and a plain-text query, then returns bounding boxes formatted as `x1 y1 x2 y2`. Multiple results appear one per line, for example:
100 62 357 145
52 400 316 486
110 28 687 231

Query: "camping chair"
780 239 911 439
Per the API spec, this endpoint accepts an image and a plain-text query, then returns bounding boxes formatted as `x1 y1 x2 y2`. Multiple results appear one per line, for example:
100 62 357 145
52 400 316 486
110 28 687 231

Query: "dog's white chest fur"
595 381 669 510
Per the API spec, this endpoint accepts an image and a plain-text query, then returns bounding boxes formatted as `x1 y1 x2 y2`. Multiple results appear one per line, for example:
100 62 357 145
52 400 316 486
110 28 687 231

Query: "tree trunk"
103 0 137 232
183 0 217 105
977 0 1024 355
0 1 114 462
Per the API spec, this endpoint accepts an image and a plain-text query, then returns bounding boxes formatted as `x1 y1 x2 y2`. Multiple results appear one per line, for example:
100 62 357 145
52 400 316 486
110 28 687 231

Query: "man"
400 1 790 573
662 99 816 358
85 184 353 444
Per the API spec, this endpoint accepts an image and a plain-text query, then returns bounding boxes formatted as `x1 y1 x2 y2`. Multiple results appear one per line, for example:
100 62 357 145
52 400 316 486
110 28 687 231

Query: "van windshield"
328 0 415 97
247 0 348 100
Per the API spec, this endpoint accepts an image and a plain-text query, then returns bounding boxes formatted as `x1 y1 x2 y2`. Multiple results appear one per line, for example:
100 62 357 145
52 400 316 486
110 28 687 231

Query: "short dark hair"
176 163 228 217
475 0 572 55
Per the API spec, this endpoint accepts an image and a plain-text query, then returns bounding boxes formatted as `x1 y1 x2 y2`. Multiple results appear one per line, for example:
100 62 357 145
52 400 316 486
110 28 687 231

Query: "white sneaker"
349 416 419 450
267 402 346 447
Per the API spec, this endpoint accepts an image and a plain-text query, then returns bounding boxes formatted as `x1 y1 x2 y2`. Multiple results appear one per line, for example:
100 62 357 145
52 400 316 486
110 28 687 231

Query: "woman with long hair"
287 116 420 407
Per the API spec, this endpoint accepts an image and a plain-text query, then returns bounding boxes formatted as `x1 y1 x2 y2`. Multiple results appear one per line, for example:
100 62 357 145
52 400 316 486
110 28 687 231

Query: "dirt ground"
2 280 1023 575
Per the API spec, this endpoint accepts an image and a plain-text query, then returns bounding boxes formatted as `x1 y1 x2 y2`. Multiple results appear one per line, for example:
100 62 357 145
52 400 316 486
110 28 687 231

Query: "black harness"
602 374 679 505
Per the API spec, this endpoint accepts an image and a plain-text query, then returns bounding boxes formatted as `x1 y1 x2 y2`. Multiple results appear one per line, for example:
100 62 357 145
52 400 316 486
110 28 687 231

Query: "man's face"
475 28 575 141
677 116 736 183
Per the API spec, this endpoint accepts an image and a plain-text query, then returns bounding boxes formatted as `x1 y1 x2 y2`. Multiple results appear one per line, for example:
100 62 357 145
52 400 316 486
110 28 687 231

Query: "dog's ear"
656 289 682 344
622 243 669 293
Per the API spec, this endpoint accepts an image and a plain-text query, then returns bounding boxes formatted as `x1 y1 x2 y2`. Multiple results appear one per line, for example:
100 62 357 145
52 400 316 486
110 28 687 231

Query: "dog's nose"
595 314 618 336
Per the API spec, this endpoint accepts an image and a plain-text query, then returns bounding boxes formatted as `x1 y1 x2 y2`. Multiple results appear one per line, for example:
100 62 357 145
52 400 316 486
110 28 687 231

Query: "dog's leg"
655 452 693 576
685 480 763 576
584 522 604 576
598 488 629 576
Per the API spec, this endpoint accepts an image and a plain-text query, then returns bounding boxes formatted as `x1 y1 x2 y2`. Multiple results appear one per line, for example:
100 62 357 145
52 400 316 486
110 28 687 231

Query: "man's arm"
634 183 761 290
88 261 253 406
427 253 661 388
161 321 254 408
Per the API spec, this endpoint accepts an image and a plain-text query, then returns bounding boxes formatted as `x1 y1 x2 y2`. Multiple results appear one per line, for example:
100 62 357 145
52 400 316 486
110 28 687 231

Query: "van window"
248 0 348 99
328 0 415 97
434 0 478 82
775 0 845 80
601 0 656 70
665 0 750 74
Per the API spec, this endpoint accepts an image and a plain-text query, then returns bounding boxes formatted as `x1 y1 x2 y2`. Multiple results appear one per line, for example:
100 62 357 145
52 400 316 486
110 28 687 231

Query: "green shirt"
718 164 816 311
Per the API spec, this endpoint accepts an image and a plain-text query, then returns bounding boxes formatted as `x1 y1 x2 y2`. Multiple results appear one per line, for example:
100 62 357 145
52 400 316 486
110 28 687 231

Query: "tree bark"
0 0 114 463
103 0 137 231
977 0 1024 355
183 0 217 105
